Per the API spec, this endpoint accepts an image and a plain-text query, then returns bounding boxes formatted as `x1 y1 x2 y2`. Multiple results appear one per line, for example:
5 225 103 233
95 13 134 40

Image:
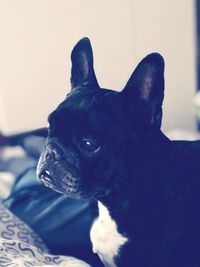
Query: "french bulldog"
37 38 200 267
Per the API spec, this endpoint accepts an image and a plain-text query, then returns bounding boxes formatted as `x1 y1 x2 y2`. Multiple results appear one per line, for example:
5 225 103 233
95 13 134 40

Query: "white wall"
0 0 135 133
131 0 197 133
0 0 197 134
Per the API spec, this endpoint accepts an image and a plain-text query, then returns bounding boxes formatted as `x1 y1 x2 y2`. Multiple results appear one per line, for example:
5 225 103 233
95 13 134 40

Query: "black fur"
37 38 200 267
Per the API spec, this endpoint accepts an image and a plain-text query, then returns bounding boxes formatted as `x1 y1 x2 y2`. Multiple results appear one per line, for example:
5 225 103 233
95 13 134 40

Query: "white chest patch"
90 201 128 267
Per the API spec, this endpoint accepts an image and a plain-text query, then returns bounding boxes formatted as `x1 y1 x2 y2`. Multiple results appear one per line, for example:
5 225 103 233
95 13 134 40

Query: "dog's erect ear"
123 53 165 128
70 37 99 90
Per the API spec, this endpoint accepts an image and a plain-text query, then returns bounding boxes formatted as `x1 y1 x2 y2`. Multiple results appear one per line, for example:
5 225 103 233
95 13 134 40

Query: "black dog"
37 38 200 267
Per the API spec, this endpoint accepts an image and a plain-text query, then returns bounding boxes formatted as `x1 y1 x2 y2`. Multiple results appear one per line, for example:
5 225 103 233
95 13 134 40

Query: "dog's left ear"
122 53 165 128
70 37 99 90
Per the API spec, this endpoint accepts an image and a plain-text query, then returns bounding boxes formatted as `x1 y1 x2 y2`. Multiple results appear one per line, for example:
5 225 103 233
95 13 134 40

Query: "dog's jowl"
37 37 200 267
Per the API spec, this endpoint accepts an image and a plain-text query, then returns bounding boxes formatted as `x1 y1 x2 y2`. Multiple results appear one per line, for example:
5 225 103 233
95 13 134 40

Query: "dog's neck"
91 131 173 266
96 130 171 227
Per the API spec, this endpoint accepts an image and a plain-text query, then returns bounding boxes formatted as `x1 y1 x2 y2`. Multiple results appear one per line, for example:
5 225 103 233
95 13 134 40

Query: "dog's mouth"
38 169 59 192
37 165 80 196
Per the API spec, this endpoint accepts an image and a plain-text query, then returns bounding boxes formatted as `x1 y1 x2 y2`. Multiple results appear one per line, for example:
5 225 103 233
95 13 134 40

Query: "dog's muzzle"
37 139 80 196
37 141 64 189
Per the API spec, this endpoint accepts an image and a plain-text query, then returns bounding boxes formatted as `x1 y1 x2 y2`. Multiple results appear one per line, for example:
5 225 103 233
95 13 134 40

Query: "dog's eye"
81 138 100 152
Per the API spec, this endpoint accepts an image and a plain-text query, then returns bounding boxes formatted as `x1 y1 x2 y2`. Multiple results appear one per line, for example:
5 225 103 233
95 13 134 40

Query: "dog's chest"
90 201 128 267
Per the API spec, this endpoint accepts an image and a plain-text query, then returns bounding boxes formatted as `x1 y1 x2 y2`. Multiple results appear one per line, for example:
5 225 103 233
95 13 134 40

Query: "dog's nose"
45 142 64 161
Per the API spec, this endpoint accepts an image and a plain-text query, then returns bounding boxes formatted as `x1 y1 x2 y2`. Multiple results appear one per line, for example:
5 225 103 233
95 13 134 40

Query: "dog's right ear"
70 37 99 91
122 53 165 128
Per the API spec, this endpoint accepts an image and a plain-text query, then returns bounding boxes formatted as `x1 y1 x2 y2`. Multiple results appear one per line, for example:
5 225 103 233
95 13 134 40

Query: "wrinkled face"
37 89 132 198
37 37 165 199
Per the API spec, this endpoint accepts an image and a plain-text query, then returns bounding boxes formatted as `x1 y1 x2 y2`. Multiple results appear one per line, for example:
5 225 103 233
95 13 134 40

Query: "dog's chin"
37 157 113 199
37 164 81 199
37 170 112 200
38 171 82 198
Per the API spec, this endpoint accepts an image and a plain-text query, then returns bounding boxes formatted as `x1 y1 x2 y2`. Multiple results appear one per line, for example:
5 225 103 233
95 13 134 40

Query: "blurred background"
0 0 198 136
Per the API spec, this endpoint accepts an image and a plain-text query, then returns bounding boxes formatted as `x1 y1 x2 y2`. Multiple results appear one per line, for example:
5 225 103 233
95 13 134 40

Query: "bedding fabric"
0 204 91 267
0 137 103 266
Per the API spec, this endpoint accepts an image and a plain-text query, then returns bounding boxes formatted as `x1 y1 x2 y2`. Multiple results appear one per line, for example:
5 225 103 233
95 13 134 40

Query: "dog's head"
37 37 165 199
